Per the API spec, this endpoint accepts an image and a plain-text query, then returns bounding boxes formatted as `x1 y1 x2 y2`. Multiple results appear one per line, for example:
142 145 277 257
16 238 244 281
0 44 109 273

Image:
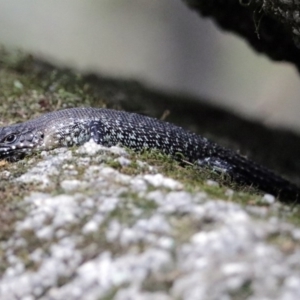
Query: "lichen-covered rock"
1 142 300 299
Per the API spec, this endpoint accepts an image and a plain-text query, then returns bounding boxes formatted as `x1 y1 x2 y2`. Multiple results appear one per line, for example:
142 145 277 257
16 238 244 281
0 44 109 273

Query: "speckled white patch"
76 140 105 156
262 193 276 204
15 149 73 187
143 174 183 190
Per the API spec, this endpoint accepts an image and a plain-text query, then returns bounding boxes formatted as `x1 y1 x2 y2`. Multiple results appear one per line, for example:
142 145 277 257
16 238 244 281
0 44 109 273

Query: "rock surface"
1 141 300 299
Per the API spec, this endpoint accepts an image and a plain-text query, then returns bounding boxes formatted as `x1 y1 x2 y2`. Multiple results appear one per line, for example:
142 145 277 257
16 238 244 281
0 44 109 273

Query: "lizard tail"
213 148 300 203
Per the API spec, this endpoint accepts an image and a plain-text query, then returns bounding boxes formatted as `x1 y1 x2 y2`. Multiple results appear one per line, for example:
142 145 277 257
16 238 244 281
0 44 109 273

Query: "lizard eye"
4 134 17 143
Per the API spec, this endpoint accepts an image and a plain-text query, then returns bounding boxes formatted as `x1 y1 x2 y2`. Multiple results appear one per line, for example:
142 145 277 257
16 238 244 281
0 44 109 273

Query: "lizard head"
0 123 45 161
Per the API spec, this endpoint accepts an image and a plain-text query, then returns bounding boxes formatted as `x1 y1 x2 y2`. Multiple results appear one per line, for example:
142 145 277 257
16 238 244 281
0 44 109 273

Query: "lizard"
0 106 299 203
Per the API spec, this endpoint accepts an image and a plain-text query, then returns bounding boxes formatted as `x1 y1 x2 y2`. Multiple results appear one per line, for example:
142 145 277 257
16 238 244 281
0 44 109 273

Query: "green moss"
0 48 106 126
267 232 298 254
105 159 123 170
229 280 253 300
121 191 158 212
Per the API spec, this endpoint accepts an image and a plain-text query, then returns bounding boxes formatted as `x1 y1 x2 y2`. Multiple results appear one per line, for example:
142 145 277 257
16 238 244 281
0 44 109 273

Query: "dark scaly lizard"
0 107 299 203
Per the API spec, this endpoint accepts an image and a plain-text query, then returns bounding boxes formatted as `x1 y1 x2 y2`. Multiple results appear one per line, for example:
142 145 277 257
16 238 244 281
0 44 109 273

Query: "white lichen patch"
15 148 73 187
60 179 87 192
2 143 300 299
143 174 183 190
76 140 128 157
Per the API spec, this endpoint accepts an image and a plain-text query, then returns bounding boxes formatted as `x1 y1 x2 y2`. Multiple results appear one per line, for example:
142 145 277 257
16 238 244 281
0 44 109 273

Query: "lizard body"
0 107 299 203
